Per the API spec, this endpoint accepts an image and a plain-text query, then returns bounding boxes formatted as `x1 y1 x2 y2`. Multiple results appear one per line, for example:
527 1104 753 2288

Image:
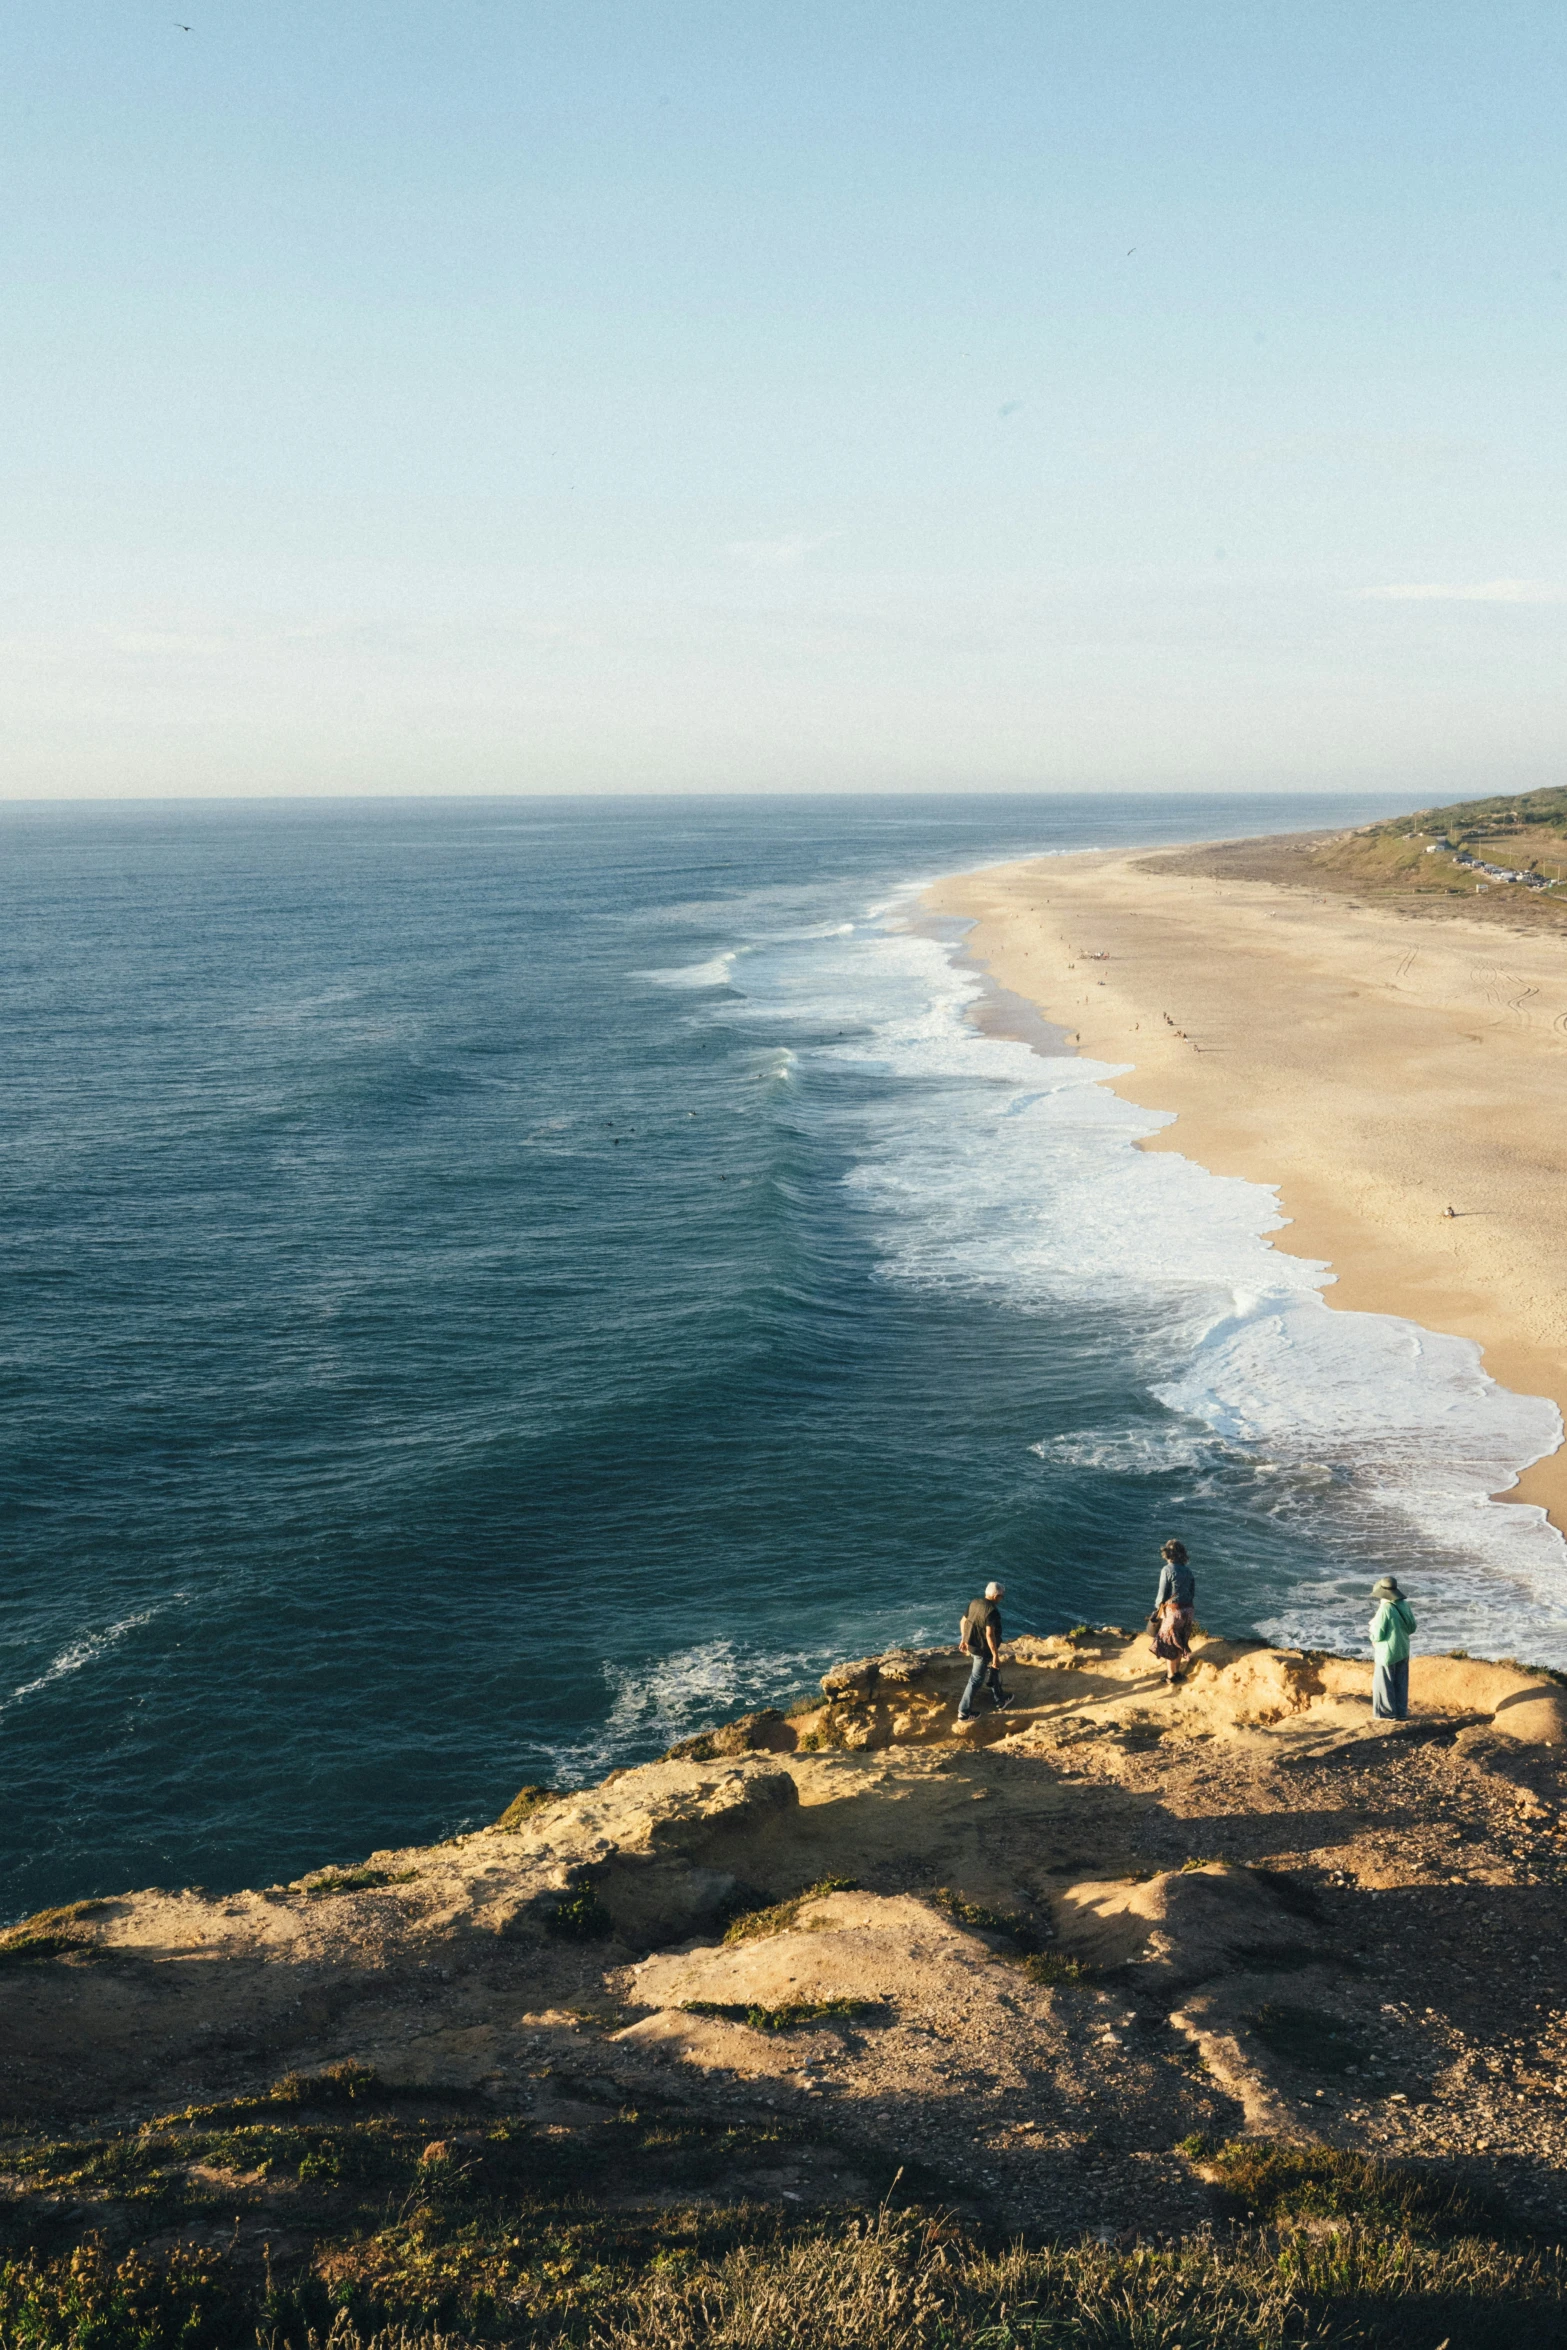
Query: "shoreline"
925 841 1567 1537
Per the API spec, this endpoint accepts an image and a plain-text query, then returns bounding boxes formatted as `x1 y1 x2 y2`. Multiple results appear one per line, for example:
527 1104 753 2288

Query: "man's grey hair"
984 1581 1003 1599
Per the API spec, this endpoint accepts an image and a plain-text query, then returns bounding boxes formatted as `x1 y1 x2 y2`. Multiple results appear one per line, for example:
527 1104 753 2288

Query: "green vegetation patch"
708 1881 775 1937
0 1932 94 1969
1200 2137 1495 2236
679 1998 888 2034
663 1731 722 1761
545 1882 615 1941
0 2084 882 2346
721 1879 858 1944
793 1712 861 1752
0 2243 245 2350
1016 1951 1094 1987
0 1898 112 1967
301 1867 418 1899
5 1898 110 1936
495 1782 560 1829
270 2060 384 2107
1403 783 1567 839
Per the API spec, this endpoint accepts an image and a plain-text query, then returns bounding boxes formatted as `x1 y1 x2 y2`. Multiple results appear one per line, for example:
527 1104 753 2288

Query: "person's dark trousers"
1372 1658 1409 1719
957 1655 1007 1719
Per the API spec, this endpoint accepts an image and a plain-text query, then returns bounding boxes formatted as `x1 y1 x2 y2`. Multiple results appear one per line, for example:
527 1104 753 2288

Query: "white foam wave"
621 847 1567 1664
639 950 745 989
1032 1425 1235 1478
707 896 1567 1663
2 1608 161 1718
537 1614 958 1787
549 1639 833 1783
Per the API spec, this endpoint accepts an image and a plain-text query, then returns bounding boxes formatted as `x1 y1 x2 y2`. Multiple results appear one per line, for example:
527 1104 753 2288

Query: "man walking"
957 1580 1010 1721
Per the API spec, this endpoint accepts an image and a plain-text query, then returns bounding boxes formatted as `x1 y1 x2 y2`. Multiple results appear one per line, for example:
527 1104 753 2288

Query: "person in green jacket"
1369 1575 1417 1721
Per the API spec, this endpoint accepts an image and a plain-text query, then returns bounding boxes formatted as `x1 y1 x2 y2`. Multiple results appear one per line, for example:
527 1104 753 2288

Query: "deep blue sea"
5 792 1565 1922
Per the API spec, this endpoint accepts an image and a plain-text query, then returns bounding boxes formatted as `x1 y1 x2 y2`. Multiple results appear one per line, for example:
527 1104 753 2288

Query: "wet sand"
926 843 1567 1533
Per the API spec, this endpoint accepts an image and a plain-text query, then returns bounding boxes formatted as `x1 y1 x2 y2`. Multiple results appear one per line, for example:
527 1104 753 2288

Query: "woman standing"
1150 1537 1196 1688
1369 1575 1417 1720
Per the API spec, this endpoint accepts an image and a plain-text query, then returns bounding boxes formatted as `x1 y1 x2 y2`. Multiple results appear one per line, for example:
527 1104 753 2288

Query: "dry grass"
565 2217 1567 2350
254 2210 1567 2350
261 2328 462 2350
6 2194 1567 2349
261 2328 467 2350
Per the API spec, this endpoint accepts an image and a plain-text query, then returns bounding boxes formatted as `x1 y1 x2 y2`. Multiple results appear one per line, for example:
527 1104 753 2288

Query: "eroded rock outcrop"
4 1629 1567 2240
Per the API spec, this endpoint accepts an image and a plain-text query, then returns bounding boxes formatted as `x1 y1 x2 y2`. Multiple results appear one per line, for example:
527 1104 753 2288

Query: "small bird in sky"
175 21 192 28
1126 246 1137 256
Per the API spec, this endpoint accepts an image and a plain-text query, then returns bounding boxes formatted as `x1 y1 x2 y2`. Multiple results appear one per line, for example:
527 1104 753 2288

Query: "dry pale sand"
926 844 1567 1532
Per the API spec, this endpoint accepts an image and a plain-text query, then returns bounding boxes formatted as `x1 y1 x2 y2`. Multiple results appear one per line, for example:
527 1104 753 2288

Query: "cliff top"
5 1629 1567 2344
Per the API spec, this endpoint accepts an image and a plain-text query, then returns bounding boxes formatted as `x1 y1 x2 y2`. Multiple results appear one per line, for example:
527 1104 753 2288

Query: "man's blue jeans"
1373 1657 1409 1719
958 1654 1006 1719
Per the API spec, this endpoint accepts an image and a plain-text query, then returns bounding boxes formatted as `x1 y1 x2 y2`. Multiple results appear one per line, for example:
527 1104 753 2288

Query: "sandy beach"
927 840 1567 1533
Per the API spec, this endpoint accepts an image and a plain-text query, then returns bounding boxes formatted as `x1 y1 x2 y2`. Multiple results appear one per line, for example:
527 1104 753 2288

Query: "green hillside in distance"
1394 782 1567 842
1149 785 1567 925
1316 785 1567 911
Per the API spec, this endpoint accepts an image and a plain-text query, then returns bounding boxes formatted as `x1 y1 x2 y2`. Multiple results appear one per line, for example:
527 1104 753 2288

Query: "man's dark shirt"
963 1598 1002 1659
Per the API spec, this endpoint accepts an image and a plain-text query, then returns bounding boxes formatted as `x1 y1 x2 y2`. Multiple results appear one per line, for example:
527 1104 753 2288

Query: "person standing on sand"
1150 1538 1195 1688
1369 1575 1417 1721
957 1581 1011 1720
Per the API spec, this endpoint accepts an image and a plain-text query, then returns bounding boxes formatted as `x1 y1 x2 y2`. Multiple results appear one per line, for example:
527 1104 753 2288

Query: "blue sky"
4 2 1564 795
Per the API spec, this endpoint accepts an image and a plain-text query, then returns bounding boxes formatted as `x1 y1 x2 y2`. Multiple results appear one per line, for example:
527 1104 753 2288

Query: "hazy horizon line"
0 782 1428 812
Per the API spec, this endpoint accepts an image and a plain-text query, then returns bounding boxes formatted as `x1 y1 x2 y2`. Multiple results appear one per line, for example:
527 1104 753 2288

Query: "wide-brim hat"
1371 1576 1403 1598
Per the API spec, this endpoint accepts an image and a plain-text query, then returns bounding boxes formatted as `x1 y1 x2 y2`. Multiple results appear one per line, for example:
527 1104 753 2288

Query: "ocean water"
4 791 1564 1921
